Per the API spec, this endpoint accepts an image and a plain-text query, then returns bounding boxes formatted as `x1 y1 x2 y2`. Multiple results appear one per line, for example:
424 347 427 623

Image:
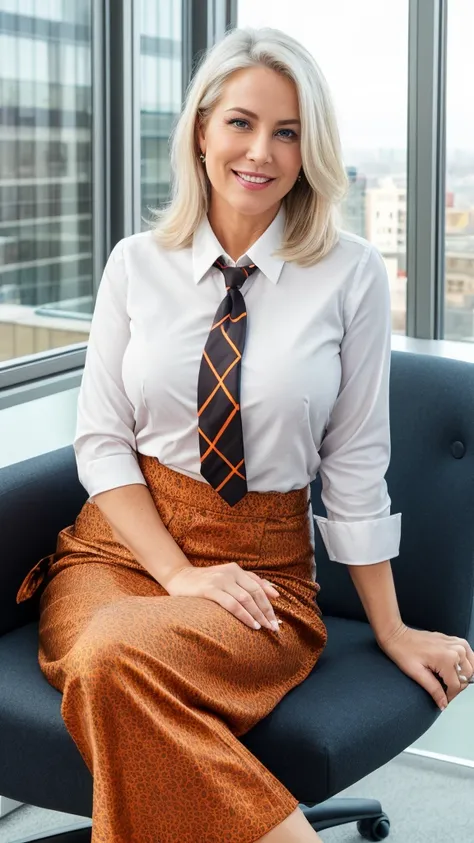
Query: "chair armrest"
0 446 87 637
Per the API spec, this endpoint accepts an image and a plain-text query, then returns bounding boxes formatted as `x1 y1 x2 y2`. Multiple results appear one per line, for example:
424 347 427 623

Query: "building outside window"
0 0 93 361
139 0 182 223
0 0 182 367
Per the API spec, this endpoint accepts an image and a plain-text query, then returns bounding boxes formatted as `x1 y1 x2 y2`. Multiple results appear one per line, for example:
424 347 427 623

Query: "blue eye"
276 128 297 139
227 119 298 139
228 118 249 129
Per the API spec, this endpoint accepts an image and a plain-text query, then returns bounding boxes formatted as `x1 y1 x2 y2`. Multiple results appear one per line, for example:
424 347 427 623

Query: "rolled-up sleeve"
74 240 147 498
314 243 401 565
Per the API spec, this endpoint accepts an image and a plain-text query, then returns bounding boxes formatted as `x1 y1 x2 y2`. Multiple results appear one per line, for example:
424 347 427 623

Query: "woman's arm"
314 243 401 566
347 560 403 646
74 240 192 589
93 484 192 590
313 243 403 637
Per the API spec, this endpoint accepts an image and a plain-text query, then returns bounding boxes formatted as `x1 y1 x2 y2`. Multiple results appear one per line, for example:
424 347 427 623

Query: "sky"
237 0 474 153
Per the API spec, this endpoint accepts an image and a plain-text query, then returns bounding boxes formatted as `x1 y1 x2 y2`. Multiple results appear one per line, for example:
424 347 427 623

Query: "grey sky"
237 0 474 153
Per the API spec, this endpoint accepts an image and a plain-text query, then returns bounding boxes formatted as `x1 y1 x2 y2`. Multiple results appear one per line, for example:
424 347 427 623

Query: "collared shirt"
74 204 402 566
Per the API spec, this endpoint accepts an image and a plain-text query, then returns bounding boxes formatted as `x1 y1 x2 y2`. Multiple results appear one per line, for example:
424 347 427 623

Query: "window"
444 0 474 342
0 0 211 404
139 0 182 225
237 0 409 334
3 1 472 397
0 1 93 364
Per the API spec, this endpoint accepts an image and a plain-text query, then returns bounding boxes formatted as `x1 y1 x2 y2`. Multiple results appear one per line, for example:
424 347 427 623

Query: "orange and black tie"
197 257 259 506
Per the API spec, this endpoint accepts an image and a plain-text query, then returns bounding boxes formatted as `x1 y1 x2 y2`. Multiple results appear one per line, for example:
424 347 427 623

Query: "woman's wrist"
93 483 193 590
148 527 194 590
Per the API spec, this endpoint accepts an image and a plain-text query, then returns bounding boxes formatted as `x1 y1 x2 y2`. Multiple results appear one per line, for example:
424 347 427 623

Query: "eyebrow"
224 107 301 126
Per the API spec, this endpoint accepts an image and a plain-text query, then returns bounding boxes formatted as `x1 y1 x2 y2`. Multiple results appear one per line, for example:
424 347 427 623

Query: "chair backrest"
312 350 474 644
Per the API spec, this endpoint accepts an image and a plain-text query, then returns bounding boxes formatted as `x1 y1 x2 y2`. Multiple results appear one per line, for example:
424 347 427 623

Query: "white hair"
149 26 348 266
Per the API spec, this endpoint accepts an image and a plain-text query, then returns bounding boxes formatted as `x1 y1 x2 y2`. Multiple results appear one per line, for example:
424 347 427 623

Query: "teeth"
236 172 271 183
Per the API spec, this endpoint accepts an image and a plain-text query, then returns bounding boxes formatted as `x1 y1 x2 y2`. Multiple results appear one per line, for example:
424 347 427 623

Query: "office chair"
1 350 473 841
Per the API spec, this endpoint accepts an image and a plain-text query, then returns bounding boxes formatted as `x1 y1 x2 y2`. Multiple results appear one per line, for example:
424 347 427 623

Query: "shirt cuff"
78 452 148 499
313 512 402 565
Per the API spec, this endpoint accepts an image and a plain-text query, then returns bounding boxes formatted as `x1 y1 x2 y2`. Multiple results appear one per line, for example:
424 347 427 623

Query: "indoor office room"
0 1 473 842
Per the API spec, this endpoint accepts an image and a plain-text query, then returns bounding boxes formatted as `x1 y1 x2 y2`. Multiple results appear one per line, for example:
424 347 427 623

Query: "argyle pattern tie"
197 256 259 506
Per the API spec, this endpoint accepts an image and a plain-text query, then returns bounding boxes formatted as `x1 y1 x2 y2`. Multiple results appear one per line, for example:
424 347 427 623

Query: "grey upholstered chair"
1 350 473 841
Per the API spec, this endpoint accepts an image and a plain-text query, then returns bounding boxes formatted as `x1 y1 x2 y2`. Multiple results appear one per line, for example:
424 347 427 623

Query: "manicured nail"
253 622 261 629
271 621 279 632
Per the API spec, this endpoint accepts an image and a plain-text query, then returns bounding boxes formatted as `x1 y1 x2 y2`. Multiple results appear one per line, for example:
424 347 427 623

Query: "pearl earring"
200 153 206 163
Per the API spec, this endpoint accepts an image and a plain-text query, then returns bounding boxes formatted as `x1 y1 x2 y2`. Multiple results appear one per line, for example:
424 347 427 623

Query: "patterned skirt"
16 454 327 843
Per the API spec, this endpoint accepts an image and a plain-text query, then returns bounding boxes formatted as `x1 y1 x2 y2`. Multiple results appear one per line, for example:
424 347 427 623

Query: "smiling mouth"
231 170 276 183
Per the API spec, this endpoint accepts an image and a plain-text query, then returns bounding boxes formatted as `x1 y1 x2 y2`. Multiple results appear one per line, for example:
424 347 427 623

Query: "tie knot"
213 257 258 290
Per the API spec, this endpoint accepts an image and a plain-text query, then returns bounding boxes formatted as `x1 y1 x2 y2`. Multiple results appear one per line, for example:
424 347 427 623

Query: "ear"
195 114 206 154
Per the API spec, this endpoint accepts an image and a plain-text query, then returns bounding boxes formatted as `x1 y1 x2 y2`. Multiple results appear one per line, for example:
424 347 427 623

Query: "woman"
16 25 474 843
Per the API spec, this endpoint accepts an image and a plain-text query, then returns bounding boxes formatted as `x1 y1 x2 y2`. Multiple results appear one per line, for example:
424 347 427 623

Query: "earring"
297 172 302 182
200 153 206 163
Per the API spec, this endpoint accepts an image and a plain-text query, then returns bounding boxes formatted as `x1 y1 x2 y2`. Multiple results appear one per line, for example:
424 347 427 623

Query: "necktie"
197 256 259 506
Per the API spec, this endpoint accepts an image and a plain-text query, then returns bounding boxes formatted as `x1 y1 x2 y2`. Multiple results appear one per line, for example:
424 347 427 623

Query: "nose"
245 130 273 166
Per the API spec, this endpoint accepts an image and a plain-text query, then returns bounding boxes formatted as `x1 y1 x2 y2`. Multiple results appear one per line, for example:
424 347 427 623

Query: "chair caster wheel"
357 814 390 840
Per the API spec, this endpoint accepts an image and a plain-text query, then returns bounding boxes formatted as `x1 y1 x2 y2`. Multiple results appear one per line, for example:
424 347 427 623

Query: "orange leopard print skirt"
16 454 327 843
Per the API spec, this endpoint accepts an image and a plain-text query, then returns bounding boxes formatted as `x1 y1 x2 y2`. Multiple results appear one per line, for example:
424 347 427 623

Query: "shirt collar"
192 204 286 285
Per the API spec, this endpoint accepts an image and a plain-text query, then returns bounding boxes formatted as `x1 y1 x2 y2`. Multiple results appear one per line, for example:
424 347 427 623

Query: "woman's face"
197 65 302 218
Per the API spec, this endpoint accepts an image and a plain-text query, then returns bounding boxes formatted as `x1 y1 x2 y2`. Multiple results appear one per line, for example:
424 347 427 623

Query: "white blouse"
74 204 402 566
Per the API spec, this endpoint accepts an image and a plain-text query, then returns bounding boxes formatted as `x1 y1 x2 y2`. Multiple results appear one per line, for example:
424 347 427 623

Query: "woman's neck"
207 199 280 262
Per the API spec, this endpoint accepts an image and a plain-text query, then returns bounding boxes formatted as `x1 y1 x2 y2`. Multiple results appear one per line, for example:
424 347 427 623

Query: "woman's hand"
164 562 281 632
378 623 474 711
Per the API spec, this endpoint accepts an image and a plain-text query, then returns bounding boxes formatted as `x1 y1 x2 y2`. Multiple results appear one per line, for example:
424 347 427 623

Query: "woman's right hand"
164 562 281 631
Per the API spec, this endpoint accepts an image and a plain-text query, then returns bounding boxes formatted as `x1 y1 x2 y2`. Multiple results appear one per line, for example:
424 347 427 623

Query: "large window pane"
237 0 409 334
139 0 182 224
444 0 474 342
0 0 93 363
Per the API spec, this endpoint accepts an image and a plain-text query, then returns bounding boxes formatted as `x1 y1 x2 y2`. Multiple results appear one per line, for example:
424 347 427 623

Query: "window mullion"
406 0 447 339
92 0 109 294
108 0 141 246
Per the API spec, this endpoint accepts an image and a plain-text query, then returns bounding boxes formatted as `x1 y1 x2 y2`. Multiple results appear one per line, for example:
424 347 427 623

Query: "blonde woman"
17 25 474 843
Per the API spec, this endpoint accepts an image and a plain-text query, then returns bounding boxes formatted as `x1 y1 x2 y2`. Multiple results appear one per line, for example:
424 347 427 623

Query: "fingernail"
271 621 279 632
440 704 447 711
254 622 261 629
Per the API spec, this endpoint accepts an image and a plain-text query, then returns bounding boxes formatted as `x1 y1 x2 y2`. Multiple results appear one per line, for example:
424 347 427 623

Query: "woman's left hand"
377 623 474 711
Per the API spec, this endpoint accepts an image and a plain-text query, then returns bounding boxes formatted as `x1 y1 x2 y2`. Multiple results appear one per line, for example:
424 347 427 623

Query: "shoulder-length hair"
149 27 348 267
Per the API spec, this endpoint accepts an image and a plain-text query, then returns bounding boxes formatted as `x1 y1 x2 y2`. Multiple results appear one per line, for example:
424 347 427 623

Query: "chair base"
301 796 390 838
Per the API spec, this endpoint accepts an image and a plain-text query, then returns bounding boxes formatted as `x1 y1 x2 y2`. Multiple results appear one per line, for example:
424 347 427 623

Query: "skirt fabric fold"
16 454 328 843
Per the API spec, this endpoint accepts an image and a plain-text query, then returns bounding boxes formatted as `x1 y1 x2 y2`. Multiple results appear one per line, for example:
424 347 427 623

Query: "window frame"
405 0 447 339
